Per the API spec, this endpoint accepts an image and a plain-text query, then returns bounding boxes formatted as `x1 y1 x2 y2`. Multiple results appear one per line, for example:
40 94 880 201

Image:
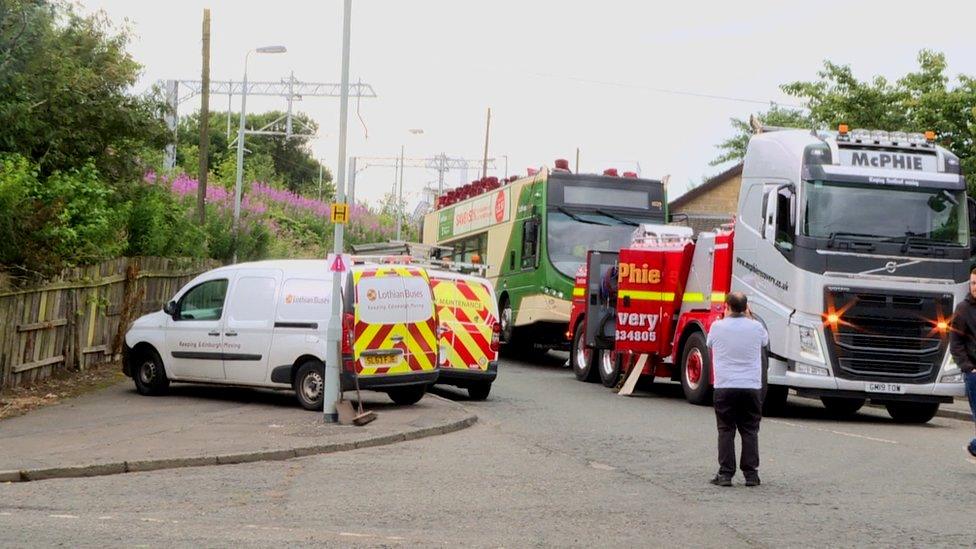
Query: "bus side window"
521 217 539 269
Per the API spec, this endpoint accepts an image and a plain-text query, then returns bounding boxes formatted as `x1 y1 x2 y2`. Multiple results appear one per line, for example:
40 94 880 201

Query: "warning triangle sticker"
330 254 346 272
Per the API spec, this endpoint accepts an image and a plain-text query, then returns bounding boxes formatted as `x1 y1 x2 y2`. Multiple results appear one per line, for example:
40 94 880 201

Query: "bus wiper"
594 209 639 226
555 206 610 226
827 232 882 248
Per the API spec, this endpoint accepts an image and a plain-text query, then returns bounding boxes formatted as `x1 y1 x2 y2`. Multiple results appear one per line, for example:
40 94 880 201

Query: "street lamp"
232 44 287 263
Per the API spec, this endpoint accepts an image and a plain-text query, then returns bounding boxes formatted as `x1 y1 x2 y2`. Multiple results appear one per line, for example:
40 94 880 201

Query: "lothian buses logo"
366 289 378 302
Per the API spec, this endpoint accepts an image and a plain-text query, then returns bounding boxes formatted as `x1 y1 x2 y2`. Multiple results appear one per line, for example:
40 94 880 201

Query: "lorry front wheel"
885 402 940 424
388 385 426 405
294 361 325 411
821 396 865 417
598 349 622 388
571 321 598 382
680 332 712 405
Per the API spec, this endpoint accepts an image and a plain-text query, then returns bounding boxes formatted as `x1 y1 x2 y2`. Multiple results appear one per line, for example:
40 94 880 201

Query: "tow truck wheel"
680 332 712 405
885 402 940 424
598 349 621 388
571 320 598 382
821 396 865 417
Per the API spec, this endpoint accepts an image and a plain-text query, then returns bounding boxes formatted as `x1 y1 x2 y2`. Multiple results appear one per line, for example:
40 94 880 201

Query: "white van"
122 260 440 410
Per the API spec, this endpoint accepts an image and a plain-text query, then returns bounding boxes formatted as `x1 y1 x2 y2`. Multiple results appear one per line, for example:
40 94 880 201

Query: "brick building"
668 162 742 234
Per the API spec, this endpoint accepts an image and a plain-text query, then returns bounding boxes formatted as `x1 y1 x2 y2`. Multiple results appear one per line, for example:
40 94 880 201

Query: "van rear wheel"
388 385 426 406
468 382 492 401
294 361 325 411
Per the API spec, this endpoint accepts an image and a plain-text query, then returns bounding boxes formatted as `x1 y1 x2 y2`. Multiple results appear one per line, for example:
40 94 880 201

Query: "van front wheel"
294 361 325 411
133 348 169 396
388 385 426 406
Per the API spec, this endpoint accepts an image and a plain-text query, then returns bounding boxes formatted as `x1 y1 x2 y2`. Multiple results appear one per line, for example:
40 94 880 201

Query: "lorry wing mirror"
163 300 178 318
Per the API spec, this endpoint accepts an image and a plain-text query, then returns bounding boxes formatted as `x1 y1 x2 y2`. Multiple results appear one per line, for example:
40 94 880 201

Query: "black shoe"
967 441 976 458
710 475 732 487
744 476 761 487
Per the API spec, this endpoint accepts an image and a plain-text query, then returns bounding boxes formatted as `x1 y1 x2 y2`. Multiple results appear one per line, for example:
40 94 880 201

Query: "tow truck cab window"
177 279 228 321
774 186 795 250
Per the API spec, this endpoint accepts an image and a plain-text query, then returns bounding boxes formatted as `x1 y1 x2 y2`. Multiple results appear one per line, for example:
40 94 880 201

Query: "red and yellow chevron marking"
431 277 496 371
352 267 437 377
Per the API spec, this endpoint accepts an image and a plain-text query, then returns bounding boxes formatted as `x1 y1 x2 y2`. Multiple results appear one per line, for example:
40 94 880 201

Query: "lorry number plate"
865 382 904 394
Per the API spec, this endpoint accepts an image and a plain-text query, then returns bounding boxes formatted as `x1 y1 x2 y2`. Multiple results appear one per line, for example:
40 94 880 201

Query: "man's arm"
949 305 975 373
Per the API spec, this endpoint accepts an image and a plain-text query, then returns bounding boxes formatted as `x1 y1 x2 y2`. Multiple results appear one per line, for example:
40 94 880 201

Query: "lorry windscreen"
547 210 661 277
802 180 968 246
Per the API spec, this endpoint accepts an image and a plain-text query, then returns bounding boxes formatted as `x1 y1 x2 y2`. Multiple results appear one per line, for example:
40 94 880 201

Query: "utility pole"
396 144 405 241
197 8 211 225
482 107 491 180
324 0 353 424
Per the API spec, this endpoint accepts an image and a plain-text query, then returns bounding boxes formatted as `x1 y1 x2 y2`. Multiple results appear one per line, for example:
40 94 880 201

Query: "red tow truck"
568 223 735 404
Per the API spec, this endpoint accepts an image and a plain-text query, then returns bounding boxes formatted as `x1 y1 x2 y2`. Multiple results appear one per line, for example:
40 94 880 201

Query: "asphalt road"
2 354 975 547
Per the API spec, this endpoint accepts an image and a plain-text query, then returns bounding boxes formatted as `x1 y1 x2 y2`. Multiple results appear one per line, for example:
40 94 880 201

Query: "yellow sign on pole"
330 203 350 224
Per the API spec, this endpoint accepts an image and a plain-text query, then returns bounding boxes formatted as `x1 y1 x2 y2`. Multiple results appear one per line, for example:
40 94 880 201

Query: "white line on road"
339 532 372 538
768 419 899 445
97 516 114 520
48 514 79 519
0 512 11 516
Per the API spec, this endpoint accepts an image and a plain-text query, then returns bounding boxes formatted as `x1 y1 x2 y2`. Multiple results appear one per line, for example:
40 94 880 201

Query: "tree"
712 50 976 185
0 1 168 182
711 105 811 166
176 110 334 197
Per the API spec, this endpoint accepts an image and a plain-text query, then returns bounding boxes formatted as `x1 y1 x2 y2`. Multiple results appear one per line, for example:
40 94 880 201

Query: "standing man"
706 292 768 487
947 266 976 460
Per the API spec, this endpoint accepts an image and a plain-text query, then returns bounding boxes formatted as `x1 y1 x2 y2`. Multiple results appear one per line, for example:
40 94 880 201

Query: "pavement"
0 381 476 483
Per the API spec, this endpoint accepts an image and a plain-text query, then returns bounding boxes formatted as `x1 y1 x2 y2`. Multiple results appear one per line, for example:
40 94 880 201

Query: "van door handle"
390 336 404 342
208 331 220 337
225 331 238 337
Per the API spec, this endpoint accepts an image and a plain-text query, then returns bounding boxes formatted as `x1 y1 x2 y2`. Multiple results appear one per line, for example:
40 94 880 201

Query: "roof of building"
668 162 743 210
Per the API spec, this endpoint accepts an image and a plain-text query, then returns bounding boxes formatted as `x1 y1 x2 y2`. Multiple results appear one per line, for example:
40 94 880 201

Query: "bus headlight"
940 353 963 383
797 325 825 364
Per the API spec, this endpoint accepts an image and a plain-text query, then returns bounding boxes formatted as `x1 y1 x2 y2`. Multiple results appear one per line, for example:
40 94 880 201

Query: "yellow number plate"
362 353 399 366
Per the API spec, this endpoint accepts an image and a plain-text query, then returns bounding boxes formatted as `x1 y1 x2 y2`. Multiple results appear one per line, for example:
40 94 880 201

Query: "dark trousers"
714 388 762 478
966 372 976 455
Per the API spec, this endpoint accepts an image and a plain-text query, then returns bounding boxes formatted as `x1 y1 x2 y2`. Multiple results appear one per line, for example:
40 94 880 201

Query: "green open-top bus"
422 165 667 352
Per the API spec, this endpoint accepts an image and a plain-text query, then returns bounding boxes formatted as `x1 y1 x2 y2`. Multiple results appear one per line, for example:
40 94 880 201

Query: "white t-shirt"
706 316 769 389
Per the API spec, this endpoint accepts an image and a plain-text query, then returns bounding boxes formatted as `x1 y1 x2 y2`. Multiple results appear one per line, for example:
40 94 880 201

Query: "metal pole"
232 53 250 264
197 8 211 225
348 156 357 205
324 0 353 424
396 144 404 241
482 107 491 180
575 147 580 174
226 80 232 139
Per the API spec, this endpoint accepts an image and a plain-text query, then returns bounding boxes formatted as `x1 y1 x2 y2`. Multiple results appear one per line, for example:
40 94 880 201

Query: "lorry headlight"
797 325 824 363
939 353 963 383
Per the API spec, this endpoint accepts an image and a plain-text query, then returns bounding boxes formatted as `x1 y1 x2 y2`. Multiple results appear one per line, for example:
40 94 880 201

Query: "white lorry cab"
122 259 440 410
733 125 973 422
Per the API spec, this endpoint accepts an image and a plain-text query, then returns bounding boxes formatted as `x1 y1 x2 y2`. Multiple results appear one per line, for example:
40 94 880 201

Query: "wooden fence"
0 257 219 390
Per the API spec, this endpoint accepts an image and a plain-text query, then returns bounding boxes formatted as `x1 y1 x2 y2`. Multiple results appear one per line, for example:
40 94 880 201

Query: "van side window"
177 279 229 321
521 217 539 269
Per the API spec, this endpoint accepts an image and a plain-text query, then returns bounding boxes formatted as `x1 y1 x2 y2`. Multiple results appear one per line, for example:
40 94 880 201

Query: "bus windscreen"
563 187 650 209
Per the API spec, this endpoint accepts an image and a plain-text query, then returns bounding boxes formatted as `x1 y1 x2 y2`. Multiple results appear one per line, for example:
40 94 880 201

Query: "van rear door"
352 266 438 377
431 274 497 371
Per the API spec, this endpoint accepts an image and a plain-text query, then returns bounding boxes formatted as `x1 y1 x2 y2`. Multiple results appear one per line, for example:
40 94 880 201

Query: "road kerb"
5 404 477 483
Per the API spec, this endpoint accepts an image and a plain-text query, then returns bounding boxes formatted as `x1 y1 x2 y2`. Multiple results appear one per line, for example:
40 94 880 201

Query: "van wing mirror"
163 300 178 318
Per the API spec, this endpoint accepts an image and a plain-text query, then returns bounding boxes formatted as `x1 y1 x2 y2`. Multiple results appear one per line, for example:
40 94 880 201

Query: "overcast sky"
83 0 976 208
